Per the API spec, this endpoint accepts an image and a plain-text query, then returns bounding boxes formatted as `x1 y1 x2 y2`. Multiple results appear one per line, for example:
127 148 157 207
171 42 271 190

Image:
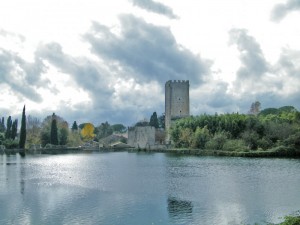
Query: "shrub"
279 216 300 225
242 130 260 150
205 131 228 150
223 139 248 152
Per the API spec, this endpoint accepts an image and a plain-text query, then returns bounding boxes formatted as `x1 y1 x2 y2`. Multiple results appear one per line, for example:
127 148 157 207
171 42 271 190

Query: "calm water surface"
0 152 300 225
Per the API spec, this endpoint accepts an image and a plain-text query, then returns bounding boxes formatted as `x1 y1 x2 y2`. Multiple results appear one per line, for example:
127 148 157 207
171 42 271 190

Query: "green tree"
111 124 127 133
19 105 27 149
0 117 5 132
11 119 18 140
192 126 211 149
40 113 69 147
26 116 41 148
158 113 165 129
50 114 59 145
5 116 12 139
149 112 159 128
71 121 78 132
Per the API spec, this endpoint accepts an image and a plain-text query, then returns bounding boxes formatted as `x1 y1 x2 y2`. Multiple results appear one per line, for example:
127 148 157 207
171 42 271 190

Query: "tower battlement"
165 80 189 85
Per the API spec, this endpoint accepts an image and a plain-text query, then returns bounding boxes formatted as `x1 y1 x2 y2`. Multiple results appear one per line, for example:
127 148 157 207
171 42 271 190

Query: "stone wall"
128 126 156 149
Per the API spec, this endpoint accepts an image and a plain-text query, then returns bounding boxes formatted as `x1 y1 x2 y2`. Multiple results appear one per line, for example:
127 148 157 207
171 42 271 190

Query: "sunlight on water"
0 152 300 225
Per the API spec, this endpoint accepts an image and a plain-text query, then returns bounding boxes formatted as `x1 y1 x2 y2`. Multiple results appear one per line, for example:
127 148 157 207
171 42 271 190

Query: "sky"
0 0 300 126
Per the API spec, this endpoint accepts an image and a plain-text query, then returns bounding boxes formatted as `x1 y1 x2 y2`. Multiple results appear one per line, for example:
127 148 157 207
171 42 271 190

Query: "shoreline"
1 147 300 158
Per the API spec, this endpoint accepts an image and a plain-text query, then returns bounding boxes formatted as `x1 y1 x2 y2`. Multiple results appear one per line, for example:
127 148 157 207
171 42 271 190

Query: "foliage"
0 117 5 132
206 131 228 150
5 116 12 139
95 122 113 140
81 123 95 141
50 116 59 145
192 126 210 149
67 131 82 147
11 119 18 140
135 120 150 127
19 105 27 149
279 216 300 225
223 139 248 152
3 139 19 149
71 121 78 131
149 112 159 128
40 113 69 147
158 113 165 129
111 124 127 133
26 115 41 148
170 105 300 152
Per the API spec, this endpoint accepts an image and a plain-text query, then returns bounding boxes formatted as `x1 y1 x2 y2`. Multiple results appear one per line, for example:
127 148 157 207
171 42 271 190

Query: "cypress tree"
11 119 18 140
5 116 12 139
50 113 58 145
19 105 26 149
71 121 78 131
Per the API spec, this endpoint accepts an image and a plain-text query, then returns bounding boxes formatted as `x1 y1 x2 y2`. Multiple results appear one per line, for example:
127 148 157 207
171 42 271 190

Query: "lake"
0 152 300 225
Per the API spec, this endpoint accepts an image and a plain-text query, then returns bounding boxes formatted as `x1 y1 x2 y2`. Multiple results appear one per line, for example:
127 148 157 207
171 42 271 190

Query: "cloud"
84 14 211 86
0 29 25 42
129 0 178 19
36 42 164 125
271 0 300 22
229 28 269 80
0 48 47 102
228 29 300 112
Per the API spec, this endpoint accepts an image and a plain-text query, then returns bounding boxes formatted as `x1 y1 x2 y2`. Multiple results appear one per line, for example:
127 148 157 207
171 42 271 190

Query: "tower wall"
165 80 189 141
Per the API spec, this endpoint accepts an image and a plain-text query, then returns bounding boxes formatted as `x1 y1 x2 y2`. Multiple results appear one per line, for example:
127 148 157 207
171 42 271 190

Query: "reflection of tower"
165 80 190 141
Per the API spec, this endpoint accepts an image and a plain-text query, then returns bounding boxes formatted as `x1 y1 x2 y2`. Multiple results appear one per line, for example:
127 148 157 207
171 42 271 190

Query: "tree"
0 117 5 132
5 116 12 139
19 105 27 149
26 116 41 147
81 123 95 141
40 113 69 147
50 113 59 145
11 119 18 140
111 124 127 133
149 112 159 128
158 114 165 129
95 122 113 140
59 122 69 145
71 121 78 132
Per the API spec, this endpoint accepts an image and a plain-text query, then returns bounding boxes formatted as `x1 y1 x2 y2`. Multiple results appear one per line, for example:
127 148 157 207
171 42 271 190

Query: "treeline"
0 106 26 149
0 109 128 149
170 106 300 152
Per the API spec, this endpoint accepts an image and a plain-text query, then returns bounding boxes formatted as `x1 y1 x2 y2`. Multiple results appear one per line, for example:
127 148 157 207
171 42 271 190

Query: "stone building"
127 126 166 149
165 80 190 141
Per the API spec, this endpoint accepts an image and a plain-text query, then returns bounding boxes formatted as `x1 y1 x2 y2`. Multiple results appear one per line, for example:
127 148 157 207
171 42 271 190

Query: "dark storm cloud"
129 0 178 19
84 14 211 86
271 0 300 22
0 49 46 102
229 28 269 80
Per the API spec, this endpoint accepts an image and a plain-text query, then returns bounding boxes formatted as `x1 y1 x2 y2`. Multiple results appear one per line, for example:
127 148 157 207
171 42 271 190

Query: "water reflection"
168 196 193 224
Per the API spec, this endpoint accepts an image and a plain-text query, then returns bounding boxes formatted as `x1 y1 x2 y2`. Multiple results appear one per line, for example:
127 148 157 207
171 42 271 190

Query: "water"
0 152 300 225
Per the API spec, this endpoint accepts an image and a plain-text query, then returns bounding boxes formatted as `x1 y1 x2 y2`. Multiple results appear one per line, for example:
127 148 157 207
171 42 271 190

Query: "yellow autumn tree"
80 123 95 141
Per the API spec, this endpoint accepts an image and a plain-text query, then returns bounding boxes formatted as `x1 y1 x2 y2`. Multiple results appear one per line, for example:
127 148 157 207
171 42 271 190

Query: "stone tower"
165 80 190 141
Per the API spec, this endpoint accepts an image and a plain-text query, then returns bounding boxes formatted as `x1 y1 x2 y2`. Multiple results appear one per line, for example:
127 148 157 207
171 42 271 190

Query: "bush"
242 130 260 150
3 139 19 149
279 216 300 225
257 137 273 150
223 139 248 152
205 131 228 150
